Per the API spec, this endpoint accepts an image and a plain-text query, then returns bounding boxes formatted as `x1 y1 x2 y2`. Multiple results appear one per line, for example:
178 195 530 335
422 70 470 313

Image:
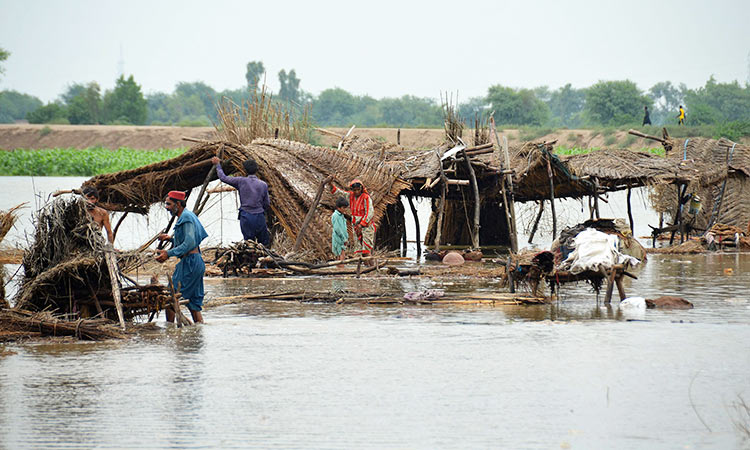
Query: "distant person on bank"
82 186 115 244
156 190 208 324
677 105 686 125
642 106 651 126
211 156 270 245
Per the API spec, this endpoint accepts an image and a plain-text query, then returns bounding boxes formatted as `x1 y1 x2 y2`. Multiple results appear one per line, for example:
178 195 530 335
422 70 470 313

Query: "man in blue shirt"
156 190 209 324
211 156 270 245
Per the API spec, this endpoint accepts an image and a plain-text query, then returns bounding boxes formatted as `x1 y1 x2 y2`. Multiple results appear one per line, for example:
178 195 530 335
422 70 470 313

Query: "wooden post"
293 175 333 252
546 155 557 239
627 187 634 234
528 200 545 244
407 195 421 259
434 150 448 251
112 211 129 242
593 178 600 219
506 257 515 293
401 224 407 257
460 147 480 249
397 128 401 146
103 247 125 329
167 274 192 327
490 117 517 253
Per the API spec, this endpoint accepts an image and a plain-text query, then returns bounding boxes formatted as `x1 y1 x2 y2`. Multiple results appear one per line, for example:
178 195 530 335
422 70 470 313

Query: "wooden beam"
293 176 333 252
460 147 480 249
407 195 421 259
103 247 125 329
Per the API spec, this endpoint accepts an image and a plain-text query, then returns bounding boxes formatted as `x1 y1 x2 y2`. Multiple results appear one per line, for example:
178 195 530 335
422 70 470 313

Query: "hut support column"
490 117 518 253
293 176 333 253
460 148 480 249
546 155 557 239
627 187 634 234
407 195 421 259
528 200 545 244
434 150 448 251
593 178 600 219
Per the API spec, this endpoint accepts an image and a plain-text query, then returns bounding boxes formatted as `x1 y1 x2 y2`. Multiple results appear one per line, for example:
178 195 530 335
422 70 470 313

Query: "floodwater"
1 177 750 449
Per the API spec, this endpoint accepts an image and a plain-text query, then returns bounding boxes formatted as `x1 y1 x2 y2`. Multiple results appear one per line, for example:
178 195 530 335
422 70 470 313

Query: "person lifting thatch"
155 190 208 324
82 186 114 244
330 179 375 262
211 156 270 245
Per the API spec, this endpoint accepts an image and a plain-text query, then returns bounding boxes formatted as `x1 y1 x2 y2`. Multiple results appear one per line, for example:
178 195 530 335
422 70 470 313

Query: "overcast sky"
1 0 748 103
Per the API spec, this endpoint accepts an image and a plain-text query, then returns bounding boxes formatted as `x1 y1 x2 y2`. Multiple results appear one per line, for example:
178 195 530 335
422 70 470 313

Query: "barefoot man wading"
155 190 208 324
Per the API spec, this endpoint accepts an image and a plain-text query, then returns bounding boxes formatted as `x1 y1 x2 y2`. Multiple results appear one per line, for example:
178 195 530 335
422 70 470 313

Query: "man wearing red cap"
156 190 209 323
330 179 375 258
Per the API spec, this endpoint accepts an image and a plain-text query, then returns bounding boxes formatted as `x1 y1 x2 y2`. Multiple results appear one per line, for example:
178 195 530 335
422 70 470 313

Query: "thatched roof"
82 138 409 260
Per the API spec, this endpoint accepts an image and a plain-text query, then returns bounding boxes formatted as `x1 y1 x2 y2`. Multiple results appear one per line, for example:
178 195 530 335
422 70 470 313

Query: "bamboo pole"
407 195 421 259
627 187 634 234
490 117 517 253
460 147 480 249
546 155 557 239
293 175 333 252
593 178 600 219
434 150 448 251
528 200 545 244
103 247 125 329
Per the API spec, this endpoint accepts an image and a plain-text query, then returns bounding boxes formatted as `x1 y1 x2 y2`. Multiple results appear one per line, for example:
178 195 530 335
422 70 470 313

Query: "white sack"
560 228 640 274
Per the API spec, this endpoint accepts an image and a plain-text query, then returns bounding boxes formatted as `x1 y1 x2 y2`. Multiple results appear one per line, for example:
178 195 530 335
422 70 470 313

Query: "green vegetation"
554 146 663 156
5 55 750 140
39 126 52 137
0 147 186 176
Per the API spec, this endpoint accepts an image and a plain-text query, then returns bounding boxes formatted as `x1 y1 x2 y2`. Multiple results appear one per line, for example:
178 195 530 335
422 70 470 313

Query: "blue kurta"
331 210 349 257
167 210 208 311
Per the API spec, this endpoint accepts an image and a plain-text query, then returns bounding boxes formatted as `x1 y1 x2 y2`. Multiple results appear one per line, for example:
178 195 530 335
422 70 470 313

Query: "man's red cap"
167 190 186 201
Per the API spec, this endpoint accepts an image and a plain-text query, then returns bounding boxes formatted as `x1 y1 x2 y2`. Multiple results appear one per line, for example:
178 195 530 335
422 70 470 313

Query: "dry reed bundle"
0 203 23 307
646 239 706 254
441 93 463 144
0 309 127 341
214 83 311 146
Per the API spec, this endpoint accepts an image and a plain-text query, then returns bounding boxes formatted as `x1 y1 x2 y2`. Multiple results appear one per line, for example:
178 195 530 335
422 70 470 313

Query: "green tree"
683 76 750 125
102 75 147 124
0 90 42 123
245 61 265 90
26 102 68 124
584 80 651 126
486 85 550 126
311 88 360 125
547 84 586 127
0 47 9 78
66 82 102 124
278 69 301 105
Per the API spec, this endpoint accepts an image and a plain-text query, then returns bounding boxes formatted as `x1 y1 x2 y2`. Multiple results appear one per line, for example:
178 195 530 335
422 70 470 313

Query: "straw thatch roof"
82 137 409 260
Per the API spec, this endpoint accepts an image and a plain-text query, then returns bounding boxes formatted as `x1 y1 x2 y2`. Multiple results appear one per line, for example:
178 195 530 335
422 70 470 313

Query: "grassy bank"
0 147 186 176
554 146 664 156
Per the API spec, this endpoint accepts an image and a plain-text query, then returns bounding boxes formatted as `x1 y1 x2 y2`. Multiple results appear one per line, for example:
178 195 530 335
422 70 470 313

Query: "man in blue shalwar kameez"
156 190 209 324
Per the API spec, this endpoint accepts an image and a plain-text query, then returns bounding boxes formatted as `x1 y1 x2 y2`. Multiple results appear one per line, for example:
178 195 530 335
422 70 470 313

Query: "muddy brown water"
1 177 749 448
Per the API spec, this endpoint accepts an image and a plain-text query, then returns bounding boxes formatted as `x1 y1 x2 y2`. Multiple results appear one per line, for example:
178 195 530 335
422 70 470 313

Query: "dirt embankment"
0 124 662 151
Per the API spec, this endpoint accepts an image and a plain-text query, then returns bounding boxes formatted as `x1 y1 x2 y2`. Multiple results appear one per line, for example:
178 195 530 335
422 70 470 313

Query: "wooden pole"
401 222 407 257
490 117 517 253
434 150 448 250
193 147 225 216
593 178 600 219
397 128 401 145
528 200 545 244
407 195 421 259
167 274 192 327
460 147 480 249
112 211 129 242
627 187 634 234
546 155 557 239
103 247 125 329
293 175 333 252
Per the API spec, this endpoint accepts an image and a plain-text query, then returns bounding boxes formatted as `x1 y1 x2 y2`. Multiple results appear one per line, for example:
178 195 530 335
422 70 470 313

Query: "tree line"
2 51 750 133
